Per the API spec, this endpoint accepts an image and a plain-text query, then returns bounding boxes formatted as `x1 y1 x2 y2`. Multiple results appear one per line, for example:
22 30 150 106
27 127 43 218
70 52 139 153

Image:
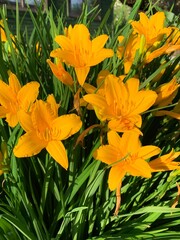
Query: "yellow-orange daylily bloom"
117 12 180 73
164 27 180 54
13 95 82 170
50 24 114 86
83 74 157 132
0 73 40 127
117 34 141 74
149 149 180 172
154 78 179 107
47 59 73 87
81 70 111 109
94 131 161 191
130 12 169 47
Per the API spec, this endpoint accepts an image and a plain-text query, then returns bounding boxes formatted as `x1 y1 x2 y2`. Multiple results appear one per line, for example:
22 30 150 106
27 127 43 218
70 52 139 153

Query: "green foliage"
0 0 180 239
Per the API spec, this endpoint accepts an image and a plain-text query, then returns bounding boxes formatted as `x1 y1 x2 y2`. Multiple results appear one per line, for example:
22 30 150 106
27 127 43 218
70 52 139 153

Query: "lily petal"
47 59 73 86
13 132 47 157
92 35 109 52
108 117 142 133
107 131 122 150
94 145 119 165
83 94 108 110
46 140 68 170
126 78 139 97
6 112 19 127
75 66 90 86
47 94 60 118
0 80 15 107
52 114 82 140
108 166 126 191
121 131 141 154
50 48 63 58
150 12 165 31
55 35 73 51
31 100 54 132
90 49 114 66
127 158 152 178
18 109 34 132
131 90 157 115
0 106 7 118
138 146 161 159
149 150 180 172
18 81 40 112
9 73 21 94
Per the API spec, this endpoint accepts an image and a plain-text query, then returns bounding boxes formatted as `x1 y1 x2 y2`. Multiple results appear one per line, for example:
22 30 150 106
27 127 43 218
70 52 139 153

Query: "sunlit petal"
90 49 114 66
121 131 141 154
131 90 157 114
31 100 54 132
47 59 73 86
75 66 90 86
46 140 68 170
149 150 180 172
50 48 62 58
0 106 7 118
138 146 161 159
9 73 21 94
151 12 165 30
83 83 96 93
94 145 119 165
126 78 139 97
6 112 19 128
107 131 122 150
127 158 152 178
108 118 142 134
13 132 47 157
55 35 73 50
0 80 15 107
145 45 169 63
92 35 108 51
105 74 122 106
47 94 60 118
18 81 40 112
52 114 82 140
108 166 126 191
18 109 34 132
83 94 108 109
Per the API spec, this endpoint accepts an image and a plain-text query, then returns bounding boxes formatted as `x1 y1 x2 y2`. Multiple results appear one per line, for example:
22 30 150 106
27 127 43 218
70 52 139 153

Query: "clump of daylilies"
0 11 180 215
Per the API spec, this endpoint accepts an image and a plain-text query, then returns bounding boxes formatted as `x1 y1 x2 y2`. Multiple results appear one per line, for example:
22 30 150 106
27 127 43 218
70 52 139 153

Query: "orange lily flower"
149 149 180 172
117 34 141 74
81 70 111 109
47 59 73 87
154 77 179 107
50 24 113 86
130 12 169 47
83 74 157 133
0 73 40 127
13 95 82 169
94 131 161 190
165 27 180 54
117 12 180 72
